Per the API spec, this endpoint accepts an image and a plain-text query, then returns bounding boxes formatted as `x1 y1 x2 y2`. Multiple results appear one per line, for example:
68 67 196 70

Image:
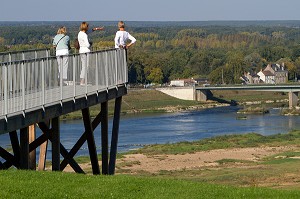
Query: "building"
242 63 288 85
240 71 260 84
257 63 288 84
170 78 196 87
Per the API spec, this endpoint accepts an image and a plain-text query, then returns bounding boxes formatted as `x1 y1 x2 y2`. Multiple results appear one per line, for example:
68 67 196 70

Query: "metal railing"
0 48 127 119
0 49 51 63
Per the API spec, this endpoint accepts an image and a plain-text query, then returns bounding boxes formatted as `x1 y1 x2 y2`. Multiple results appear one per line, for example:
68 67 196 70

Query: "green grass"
131 130 300 155
1 170 300 198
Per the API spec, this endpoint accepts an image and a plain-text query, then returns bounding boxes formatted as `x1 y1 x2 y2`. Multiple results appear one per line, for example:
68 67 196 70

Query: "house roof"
263 70 274 76
270 63 287 72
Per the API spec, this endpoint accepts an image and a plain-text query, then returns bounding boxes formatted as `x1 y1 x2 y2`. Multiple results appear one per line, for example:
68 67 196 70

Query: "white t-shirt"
78 31 90 53
114 30 136 48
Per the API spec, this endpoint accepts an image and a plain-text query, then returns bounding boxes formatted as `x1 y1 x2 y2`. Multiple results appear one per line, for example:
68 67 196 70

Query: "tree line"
1 21 300 84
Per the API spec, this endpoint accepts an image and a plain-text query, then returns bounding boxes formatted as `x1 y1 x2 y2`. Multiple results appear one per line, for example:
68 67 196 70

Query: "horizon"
1 1 300 21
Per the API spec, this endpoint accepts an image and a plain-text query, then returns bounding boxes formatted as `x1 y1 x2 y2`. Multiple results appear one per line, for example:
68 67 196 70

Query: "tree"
147 67 163 84
225 51 245 83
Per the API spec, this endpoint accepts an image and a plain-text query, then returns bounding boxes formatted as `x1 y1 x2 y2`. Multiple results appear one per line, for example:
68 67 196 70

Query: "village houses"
241 63 288 84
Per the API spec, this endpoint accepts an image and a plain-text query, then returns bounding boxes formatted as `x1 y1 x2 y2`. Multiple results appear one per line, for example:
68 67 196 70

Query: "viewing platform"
0 48 128 174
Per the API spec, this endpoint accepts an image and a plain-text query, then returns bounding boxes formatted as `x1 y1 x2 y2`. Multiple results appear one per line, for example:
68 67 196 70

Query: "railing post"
4 64 8 117
42 60 45 108
21 61 25 112
105 51 109 88
123 49 128 83
115 50 118 85
73 55 76 101
60 56 63 103
95 53 99 91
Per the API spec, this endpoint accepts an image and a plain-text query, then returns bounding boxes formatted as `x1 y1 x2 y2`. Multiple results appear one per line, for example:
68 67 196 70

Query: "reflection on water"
0 106 300 157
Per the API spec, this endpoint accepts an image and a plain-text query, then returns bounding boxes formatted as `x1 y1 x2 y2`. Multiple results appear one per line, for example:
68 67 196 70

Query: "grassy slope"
132 131 300 155
1 170 300 199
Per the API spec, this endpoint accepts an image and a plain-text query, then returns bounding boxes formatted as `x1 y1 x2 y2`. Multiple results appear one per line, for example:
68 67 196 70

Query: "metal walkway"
0 48 128 175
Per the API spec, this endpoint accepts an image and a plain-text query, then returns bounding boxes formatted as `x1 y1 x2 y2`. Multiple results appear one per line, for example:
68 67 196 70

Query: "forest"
1 21 300 85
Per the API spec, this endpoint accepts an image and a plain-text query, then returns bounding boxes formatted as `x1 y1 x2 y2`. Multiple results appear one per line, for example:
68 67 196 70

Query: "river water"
0 106 300 157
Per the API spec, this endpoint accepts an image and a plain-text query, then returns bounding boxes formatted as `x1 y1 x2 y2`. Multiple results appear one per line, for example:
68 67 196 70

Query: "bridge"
0 48 127 175
157 85 300 108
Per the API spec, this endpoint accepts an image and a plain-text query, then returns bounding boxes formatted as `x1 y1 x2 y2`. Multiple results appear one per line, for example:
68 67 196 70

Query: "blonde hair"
57 26 67 35
80 22 89 31
118 21 125 29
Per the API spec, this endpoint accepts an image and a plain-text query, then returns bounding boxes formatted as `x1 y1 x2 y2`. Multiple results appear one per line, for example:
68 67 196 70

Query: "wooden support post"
109 97 122 175
9 131 20 168
29 125 36 170
20 127 29 169
37 121 50 171
38 141 48 171
51 117 60 171
101 102 109 175
82 108 100 175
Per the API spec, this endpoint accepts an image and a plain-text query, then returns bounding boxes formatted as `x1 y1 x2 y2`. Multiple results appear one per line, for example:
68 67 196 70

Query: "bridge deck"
0 84 127 134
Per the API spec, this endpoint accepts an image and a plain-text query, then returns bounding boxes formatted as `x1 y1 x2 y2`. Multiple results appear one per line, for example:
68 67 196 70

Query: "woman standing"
78 22 104 85
53 26 70 85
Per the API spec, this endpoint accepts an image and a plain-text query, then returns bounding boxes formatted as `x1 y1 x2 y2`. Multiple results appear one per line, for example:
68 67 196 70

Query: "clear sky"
2 0 300 21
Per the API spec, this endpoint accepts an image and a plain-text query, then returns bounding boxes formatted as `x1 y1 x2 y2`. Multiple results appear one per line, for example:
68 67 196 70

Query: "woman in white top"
114 21 136 49
78 22 104 85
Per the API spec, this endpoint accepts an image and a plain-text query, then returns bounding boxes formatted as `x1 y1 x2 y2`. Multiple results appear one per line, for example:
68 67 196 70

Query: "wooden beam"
38 140 48 171
0 146 18 167
109 97 122 175
20 127 29 169
101 102 109 175
29 132 49 152
60 110 102 172
29 125 36 170
9 131 20 168
82 108 100 175
39 120 84 173
37 121 50 171
51 117 60 171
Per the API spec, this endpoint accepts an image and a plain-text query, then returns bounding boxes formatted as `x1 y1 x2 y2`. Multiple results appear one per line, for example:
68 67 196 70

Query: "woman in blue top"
53 26 70 85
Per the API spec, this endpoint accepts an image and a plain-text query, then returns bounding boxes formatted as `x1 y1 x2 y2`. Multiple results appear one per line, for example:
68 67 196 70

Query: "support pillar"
9 131 20 168
82 108 100 175
29 124 36 170
289 91 298 109
101 102 109 175
195 89 208 101
20 127 29 169
109 97 122 175
51 117 60 171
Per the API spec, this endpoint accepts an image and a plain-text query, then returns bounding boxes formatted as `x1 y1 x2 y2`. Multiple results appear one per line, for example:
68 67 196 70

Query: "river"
0 106 300 157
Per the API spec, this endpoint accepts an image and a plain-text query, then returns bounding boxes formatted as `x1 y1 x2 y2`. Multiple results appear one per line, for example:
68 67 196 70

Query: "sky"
2 0 300 21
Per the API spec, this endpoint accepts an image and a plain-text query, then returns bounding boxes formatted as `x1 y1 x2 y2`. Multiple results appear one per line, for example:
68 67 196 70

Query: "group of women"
52 21 136 85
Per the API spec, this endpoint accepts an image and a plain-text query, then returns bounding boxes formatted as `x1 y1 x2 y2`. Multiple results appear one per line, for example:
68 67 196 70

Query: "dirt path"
116 146 299 173
63 145 299 174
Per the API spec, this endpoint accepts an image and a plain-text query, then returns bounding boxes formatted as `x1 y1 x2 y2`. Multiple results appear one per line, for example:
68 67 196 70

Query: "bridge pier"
289 91 299 108
195 89 208 101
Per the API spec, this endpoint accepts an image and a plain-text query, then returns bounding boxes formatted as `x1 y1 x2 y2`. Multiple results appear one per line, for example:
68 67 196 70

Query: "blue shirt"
53 34 70 50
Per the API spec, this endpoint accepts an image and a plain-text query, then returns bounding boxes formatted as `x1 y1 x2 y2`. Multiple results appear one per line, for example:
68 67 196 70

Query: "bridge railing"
0 49 50 63
0 48 127 119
